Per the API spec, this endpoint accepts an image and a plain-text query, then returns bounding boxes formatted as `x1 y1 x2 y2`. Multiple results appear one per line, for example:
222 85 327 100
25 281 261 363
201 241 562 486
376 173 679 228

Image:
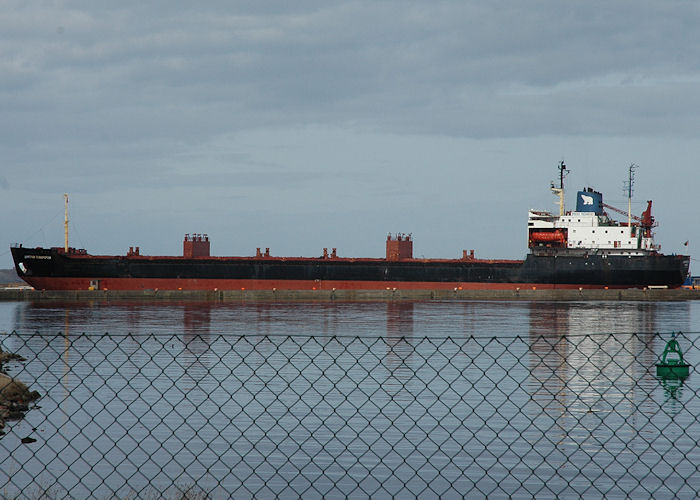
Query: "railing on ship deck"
1 330 699 498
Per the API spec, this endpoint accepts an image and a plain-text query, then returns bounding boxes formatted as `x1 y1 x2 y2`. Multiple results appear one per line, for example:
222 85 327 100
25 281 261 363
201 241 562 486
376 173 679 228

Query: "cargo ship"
10 165 690 291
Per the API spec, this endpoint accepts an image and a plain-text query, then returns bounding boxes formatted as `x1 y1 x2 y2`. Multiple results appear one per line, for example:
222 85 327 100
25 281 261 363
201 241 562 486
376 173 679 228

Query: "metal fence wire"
1 330 699 498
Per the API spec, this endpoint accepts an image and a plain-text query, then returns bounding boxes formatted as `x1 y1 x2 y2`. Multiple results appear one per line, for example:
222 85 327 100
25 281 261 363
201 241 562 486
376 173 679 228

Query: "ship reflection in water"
2 299 695 408
0 300 698 497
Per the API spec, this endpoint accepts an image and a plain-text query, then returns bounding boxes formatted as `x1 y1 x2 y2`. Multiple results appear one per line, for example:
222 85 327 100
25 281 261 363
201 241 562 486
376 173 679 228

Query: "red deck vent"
184 233 210 258
386 233 413 261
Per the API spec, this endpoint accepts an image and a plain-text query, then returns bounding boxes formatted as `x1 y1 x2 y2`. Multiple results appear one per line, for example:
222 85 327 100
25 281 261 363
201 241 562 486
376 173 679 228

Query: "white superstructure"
528 186 658 255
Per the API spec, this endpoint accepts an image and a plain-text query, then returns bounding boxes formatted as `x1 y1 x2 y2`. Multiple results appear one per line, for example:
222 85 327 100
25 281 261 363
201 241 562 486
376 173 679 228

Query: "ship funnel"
576 188 603 214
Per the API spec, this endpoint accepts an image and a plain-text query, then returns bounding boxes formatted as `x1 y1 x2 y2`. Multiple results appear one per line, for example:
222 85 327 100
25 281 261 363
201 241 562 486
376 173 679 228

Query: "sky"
2 1 699 269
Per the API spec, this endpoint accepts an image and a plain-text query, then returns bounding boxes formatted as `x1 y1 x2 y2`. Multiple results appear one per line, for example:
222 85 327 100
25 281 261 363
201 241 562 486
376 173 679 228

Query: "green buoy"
656 332 690 380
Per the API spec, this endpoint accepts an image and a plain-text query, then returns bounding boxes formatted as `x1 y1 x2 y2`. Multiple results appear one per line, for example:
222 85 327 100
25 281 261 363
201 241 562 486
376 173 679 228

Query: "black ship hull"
10 246 690 291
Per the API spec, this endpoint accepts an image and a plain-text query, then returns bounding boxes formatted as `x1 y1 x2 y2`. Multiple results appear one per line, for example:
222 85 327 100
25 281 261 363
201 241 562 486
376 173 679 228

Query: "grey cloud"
3 1 700 148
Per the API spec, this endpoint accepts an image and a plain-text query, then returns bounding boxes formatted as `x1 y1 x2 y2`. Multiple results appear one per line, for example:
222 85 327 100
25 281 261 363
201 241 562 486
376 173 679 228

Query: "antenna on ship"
550 161 569 216
64 193 69 252
624 163 637 228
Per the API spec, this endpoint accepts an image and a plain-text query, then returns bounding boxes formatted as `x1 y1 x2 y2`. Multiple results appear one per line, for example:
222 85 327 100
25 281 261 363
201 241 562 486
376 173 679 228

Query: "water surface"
0 300 698 498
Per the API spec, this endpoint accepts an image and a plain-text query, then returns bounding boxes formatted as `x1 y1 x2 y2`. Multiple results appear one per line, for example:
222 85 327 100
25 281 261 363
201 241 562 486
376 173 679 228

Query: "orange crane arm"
602 202 657 227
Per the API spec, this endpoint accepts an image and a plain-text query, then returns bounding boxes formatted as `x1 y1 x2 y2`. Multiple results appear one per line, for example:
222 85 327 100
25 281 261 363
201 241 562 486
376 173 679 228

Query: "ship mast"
625 164 637 228
64 193 69 252
550 161 568 216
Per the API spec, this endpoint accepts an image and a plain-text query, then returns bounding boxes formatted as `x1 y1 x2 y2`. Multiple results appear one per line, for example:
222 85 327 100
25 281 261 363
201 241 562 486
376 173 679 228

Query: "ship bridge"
528 200 657 254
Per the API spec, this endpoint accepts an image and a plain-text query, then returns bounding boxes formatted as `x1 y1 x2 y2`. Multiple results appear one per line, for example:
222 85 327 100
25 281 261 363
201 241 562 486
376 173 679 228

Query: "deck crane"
602 201 657 237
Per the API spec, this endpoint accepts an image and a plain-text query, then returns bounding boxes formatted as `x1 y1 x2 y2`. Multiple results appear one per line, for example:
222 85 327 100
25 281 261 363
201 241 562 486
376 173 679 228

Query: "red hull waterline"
22 276 639 292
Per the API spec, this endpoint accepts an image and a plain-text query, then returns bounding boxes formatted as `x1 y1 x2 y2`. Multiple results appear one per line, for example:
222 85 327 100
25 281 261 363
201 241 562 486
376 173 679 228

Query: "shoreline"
1 287 699 302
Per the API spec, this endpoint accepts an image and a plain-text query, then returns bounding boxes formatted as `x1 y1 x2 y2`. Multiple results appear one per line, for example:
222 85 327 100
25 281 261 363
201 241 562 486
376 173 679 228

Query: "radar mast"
550 161 569 216
625 164 637 228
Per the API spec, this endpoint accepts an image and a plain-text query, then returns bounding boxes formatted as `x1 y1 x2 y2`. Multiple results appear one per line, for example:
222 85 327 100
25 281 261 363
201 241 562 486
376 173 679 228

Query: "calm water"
1 299 698 338
1 300 699 498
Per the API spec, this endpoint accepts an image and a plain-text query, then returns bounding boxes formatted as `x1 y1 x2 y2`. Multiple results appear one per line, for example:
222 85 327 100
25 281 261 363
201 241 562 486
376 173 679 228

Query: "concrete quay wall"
1 287 699 302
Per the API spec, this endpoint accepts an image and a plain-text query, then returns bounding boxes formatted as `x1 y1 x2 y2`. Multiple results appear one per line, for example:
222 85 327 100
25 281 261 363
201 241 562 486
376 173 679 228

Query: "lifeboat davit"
530 230 566 244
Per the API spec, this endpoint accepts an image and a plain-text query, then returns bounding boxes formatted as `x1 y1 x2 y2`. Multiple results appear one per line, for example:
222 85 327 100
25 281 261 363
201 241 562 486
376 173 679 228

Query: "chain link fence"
1 330 699 498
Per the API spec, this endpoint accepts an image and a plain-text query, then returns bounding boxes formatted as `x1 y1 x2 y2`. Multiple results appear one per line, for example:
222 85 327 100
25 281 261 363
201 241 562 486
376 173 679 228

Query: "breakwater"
1 287 699 302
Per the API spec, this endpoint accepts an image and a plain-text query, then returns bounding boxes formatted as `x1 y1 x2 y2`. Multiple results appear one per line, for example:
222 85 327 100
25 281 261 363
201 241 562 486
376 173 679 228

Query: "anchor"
656 332 691 380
